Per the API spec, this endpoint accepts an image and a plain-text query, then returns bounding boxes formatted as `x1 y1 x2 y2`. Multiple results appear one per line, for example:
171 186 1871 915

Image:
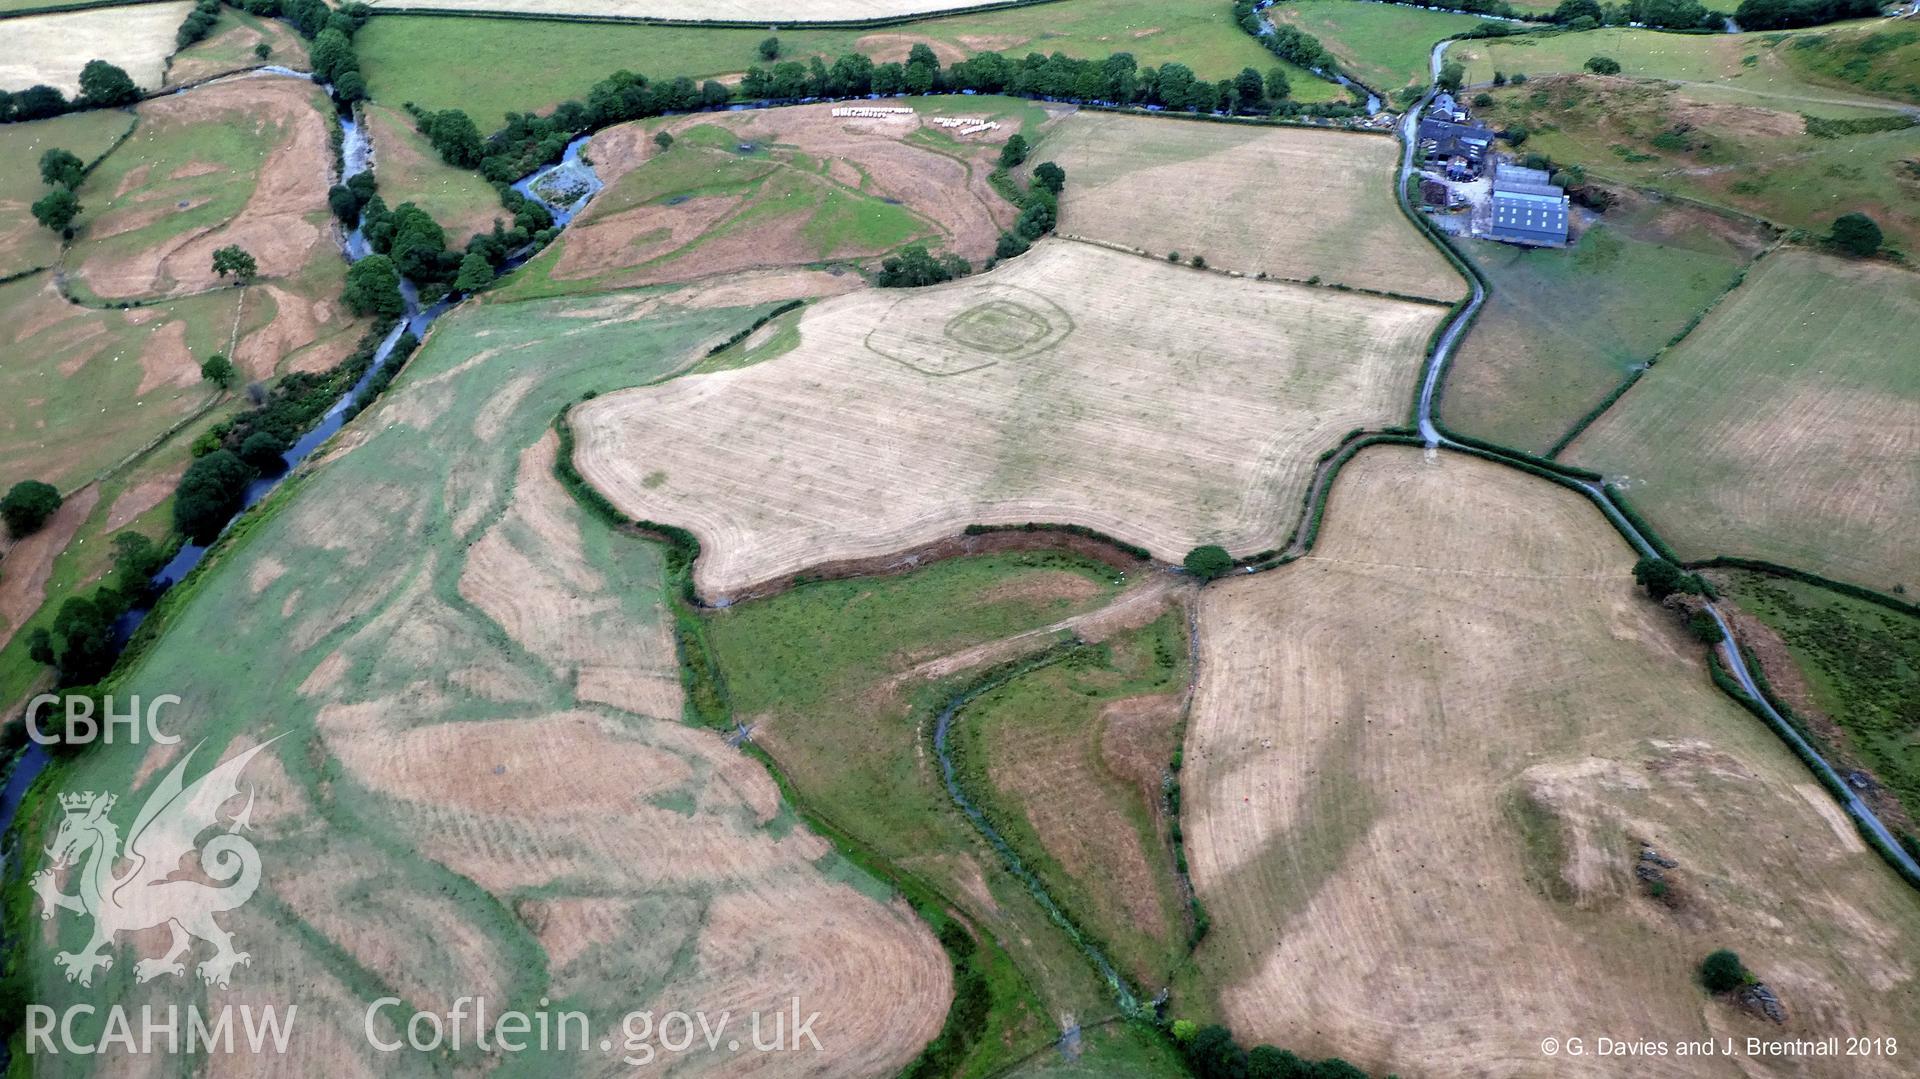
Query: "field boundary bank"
1056 234 1459 306
0 65 316 131
709 528 1155 606
1691 557 1920 617
1541 210 1785 459
358 0 1070 29
64 389 226 500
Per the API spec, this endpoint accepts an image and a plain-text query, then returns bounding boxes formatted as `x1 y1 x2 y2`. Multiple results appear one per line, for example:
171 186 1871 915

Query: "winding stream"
932 660 1144 1017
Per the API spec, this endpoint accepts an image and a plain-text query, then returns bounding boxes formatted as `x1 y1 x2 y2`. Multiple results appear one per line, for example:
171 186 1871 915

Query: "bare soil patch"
574 241 1441 600
104 463 185 531
1183 446 1920 1076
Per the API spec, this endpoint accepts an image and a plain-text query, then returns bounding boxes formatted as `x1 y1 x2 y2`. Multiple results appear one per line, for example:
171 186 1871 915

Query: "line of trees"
1734 0 1882 29
1233 2 1345 79
1546 0 1719 29
1172 1019 1375 1079
417 41 1371 202
31 146 86 237
0 59 140 125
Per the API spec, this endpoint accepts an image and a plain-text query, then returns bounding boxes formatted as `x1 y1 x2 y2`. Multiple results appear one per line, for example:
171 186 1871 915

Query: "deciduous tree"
211 244 257 282
1184 545 1233 580
200 353 236 389
1 480 62 538
39 148 85 190
343 254 405 319
31 188 80 234
1830 212 1882 257
78 60 139 106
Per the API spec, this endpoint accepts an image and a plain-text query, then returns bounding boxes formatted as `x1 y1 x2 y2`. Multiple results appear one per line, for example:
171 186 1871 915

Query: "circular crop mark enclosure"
866 284 1073 376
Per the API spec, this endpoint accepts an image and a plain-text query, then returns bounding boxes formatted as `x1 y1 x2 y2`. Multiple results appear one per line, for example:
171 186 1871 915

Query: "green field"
1566 250 1919 592
358 0 1317 127
0 274 259 492
705 553 1160 1074
1272 0 1496 90
1719 571 1920 835
362 102 504 241
0 109 133 276
1440 196 1771 453
948 611 1189 992
1477 74 1920 253
1452 22 1916 109
1782 21 1920 105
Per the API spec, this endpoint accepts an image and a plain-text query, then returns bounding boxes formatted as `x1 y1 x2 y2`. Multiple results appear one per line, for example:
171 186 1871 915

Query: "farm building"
1417 117 1492 178
1488 163 1569 247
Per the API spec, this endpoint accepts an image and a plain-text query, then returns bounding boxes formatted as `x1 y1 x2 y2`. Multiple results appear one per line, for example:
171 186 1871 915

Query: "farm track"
1391 38 1920 888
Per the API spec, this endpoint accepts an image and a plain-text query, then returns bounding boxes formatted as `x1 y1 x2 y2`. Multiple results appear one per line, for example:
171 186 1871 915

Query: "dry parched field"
363 0 1009 19
1182 447 1920 1077
0 3 193 96
1034 111 1465 301
1567 251 1919 592
573 240 1442 599
22 295 952 1075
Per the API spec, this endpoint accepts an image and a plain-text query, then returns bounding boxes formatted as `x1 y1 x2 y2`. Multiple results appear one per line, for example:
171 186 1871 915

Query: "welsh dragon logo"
32 738 279 990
